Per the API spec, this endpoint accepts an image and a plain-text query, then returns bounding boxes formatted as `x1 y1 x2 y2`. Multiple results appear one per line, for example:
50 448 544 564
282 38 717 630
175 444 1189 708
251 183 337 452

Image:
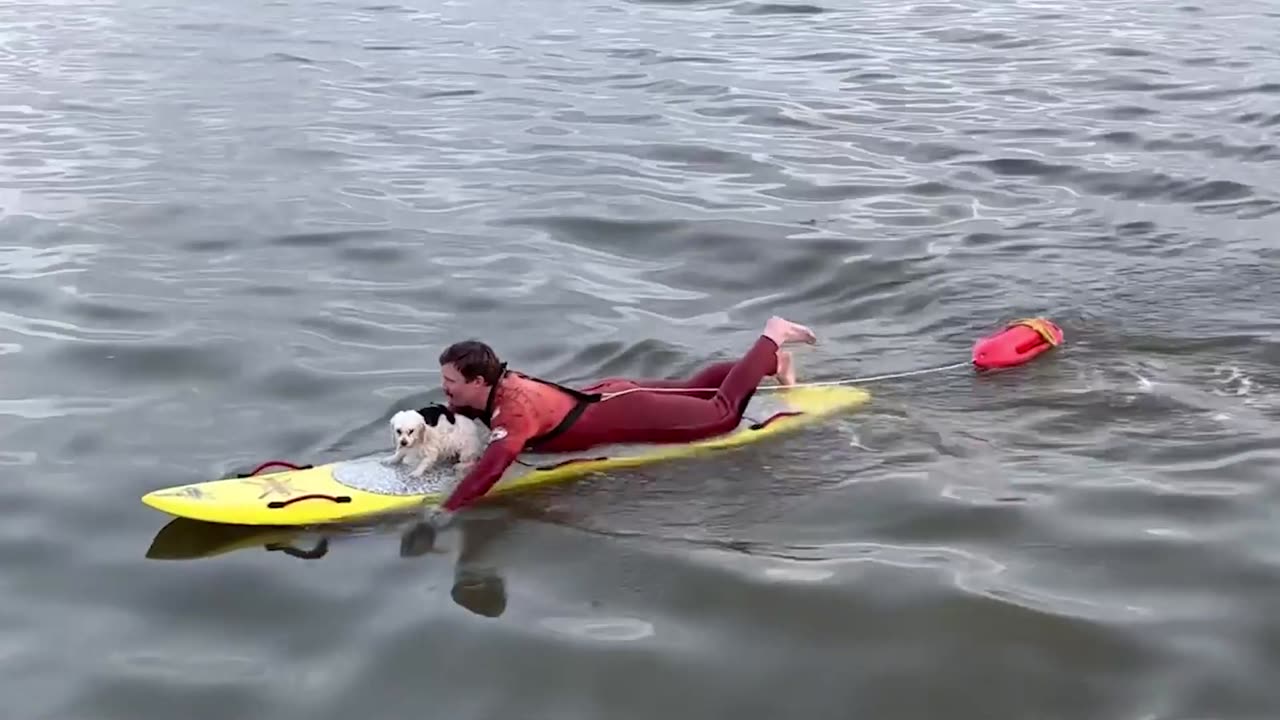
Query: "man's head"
439 340 504 410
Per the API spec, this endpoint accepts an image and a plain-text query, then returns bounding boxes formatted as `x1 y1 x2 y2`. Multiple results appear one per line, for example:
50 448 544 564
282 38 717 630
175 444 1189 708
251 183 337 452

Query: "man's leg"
582 361 737 397
583 343 800 397
539 318 815 452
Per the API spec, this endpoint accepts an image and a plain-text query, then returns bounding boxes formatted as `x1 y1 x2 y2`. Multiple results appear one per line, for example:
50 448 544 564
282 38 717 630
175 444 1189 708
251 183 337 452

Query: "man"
428 316 817 521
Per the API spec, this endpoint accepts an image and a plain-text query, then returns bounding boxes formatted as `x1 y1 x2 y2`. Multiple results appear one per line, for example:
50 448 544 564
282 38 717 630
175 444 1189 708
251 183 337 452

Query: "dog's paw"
380 455 399 467
454 461 475 479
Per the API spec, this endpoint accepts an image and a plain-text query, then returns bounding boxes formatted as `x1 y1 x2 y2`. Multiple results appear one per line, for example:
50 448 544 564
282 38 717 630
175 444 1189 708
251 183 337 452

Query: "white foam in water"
846 432 872 451
538 616 654 642
1212 365 1254 397
762 566 835 583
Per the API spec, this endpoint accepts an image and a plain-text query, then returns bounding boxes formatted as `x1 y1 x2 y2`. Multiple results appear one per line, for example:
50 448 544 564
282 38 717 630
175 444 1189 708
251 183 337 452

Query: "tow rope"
599 316 1065 400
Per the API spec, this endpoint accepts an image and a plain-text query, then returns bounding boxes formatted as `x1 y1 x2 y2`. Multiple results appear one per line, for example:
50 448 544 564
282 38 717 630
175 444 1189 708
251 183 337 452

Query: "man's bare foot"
775 350 797 386
763 316 817 346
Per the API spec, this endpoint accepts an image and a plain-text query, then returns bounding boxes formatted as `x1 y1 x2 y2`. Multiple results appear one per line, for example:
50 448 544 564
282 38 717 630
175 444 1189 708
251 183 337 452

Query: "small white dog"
382 404 486 480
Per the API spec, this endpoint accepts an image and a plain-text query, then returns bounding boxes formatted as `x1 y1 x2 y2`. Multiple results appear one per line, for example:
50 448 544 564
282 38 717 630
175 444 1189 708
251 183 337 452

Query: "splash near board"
141 385 871 527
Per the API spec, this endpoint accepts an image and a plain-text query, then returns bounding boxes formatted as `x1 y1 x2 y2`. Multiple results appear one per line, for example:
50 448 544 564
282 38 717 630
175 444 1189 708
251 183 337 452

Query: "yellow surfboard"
141 385 870 527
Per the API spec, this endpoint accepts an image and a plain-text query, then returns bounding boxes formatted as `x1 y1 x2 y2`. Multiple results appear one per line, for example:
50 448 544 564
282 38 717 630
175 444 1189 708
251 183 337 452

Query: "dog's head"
391 409 427 449
391 404 459 449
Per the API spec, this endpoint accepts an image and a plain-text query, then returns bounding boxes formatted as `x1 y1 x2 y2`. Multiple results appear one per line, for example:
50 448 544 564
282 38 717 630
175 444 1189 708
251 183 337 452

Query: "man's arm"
438 395 536 512
438 436 522 511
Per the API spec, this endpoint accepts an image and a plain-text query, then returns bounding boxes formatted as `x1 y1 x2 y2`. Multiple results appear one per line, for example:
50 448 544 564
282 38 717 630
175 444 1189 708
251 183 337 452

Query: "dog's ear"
416 403 456 427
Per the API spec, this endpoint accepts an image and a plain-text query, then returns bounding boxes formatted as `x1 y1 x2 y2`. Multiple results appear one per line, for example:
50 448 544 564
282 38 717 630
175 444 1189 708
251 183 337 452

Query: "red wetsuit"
439 334 781 511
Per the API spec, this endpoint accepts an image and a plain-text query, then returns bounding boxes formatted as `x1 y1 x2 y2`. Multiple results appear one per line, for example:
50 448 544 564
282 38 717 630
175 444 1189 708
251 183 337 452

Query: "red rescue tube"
971 317 1064 370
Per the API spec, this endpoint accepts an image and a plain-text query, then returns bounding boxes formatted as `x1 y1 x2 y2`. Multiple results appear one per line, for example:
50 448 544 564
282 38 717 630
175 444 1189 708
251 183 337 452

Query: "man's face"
441 362 488 409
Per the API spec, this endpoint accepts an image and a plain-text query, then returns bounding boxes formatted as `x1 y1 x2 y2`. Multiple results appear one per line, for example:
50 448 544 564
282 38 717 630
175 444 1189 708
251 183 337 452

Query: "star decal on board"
245 476 299 499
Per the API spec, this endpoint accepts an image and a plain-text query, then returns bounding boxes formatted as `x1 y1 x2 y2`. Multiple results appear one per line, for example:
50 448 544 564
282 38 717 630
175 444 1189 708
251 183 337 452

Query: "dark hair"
439 340 504 385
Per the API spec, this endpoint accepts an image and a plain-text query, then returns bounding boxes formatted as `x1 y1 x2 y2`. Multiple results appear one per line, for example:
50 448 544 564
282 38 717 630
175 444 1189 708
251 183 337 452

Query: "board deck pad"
141 385 871 527
331 457 457 496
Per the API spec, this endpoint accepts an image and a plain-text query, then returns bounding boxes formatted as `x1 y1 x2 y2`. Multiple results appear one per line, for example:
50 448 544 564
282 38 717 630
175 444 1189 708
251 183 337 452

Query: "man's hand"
420 504 455 529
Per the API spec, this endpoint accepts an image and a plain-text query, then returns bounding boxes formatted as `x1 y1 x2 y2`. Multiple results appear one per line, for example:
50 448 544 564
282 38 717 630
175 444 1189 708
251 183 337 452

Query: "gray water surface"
3 0 1280 718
